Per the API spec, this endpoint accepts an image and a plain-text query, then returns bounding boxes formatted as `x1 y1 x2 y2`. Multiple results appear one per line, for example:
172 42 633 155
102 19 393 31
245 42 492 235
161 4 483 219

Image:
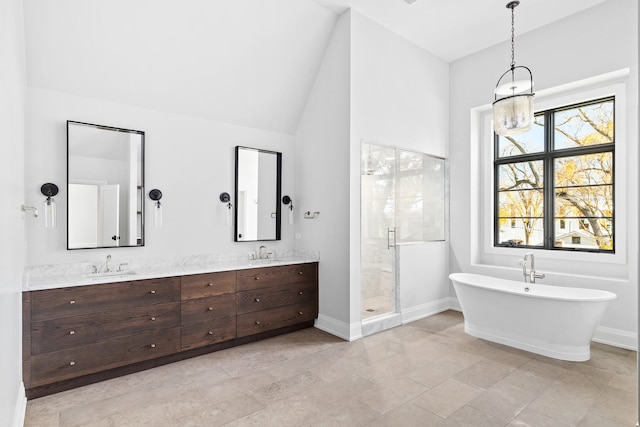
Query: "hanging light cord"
510 3 516 69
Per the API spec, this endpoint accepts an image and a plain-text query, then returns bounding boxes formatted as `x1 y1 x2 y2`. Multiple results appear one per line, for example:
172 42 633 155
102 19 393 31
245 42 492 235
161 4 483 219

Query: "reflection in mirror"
235 146 282 241
67 121 144 249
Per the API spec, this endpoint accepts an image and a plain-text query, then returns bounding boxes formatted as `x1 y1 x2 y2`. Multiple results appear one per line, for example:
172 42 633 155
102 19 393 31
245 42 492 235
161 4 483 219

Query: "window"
495 97 614 252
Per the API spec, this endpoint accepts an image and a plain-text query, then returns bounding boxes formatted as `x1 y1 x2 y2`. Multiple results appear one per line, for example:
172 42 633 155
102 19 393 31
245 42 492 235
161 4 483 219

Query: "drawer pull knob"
150 344 156 348
69 361 75 366
255 298 261 302
150 290 156 294
255 321 261 325
208 283 214 287
69 300 76 304
69 330 75 335
208 331 214 335
298 311 303 315
208 307 213 311
150 317 156 321
298 291 303 295
298 271 303 275
254 276 260 280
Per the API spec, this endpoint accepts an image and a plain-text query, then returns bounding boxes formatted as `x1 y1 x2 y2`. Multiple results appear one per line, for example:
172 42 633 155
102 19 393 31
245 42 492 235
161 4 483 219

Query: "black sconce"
149 189 163 227
41 183 59 228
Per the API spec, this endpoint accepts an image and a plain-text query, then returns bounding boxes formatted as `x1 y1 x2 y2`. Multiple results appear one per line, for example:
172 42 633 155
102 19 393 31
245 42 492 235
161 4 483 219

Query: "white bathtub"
449 273 617 362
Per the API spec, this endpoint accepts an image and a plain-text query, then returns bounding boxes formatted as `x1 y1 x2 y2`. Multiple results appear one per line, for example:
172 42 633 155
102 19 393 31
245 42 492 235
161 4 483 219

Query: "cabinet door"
31 277 180 322
181 271 236 300
30 327 181 387
237 281 317 315
236 263 317 291
236 303 317 338
31 302 180 355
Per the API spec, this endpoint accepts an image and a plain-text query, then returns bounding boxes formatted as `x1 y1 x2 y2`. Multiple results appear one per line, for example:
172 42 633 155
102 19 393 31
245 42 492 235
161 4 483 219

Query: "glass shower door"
361 142 397 321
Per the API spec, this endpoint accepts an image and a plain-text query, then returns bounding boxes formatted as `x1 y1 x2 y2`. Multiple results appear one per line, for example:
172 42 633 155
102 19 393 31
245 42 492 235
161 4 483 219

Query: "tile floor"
24 310 638 426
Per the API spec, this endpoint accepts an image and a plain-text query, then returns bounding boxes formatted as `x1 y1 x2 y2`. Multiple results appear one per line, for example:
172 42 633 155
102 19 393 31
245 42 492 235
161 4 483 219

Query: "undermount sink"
85 270 137 279
248 258 280 265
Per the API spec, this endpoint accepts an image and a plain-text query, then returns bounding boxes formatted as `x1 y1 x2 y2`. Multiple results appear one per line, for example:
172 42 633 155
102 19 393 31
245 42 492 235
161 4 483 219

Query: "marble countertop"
24 251 319 291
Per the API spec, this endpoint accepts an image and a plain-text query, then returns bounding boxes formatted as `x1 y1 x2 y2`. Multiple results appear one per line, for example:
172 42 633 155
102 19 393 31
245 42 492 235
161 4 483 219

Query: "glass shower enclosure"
361 141 445 328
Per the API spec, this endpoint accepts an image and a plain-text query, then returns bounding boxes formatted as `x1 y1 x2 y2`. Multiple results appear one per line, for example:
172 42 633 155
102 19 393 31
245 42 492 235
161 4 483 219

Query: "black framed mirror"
234 146 282 241
67 121 145 249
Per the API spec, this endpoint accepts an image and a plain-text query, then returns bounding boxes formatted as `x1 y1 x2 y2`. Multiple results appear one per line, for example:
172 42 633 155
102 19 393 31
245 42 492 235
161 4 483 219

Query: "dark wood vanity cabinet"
236 264 318 337
180 271 237 350
26 277 181 388
23 262 318 398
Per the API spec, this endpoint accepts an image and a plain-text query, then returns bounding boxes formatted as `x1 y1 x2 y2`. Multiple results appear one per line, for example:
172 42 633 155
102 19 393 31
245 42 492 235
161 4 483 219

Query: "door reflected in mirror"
67 121 144 249
235 146 282 241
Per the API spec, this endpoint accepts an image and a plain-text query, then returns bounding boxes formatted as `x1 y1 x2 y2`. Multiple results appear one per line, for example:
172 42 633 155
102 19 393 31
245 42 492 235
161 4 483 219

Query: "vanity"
22 261 318 399
23 122 313 398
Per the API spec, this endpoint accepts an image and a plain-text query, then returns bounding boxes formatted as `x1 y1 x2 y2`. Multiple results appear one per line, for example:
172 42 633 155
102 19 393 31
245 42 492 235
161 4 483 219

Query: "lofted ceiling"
24 0 608 135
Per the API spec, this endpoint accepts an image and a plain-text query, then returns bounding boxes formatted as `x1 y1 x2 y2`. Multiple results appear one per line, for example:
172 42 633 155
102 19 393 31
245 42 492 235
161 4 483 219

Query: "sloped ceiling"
24 0 608 135
24 0 337 135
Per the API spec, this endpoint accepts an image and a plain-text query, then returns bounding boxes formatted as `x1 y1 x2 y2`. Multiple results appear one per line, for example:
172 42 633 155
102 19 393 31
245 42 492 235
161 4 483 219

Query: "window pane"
554 100 614 150
554 217 613 250
497 187 544 247
498 160 544 190
555 153 612 188
555 187 613 218
497 115 544 157
497 217 544 247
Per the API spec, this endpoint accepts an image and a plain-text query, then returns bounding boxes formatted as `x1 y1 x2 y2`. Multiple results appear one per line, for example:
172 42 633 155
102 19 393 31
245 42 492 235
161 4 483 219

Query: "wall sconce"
41 183 59 228
282 195 294 225
220 192 232 226
149 189 163 228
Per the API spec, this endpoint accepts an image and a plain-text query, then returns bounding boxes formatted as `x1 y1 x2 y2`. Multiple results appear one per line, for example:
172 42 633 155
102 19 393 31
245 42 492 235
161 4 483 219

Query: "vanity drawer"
30 327 181 387
181 317 236 350
181 294 236 326
31 277 181 322
236 263 317 291
237 281 317 315
181 271 236 300
30 302 180 355
236 303 317 338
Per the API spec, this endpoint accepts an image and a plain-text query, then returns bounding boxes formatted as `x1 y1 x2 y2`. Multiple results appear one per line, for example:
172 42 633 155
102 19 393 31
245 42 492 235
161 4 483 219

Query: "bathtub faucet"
519 253 545 284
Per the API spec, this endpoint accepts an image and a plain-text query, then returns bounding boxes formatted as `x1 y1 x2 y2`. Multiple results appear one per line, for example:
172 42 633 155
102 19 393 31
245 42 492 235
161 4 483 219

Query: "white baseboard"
448 297 462 312
315 314 362 341
13 382 26 427
593 325 638 351
401 298 452 324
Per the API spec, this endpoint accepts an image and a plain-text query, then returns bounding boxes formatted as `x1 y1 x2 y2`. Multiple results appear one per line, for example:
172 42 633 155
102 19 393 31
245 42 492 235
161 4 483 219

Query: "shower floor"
362 294 393 320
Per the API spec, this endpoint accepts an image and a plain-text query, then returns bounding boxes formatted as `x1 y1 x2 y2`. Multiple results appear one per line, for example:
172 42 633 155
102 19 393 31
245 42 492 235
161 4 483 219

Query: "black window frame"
494 96 615 253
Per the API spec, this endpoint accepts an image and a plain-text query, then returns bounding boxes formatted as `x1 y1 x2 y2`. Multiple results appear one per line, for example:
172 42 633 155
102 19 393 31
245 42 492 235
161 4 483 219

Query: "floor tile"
412 378 482 418
367 401 444 427
23 311 638 427
468 380 539 422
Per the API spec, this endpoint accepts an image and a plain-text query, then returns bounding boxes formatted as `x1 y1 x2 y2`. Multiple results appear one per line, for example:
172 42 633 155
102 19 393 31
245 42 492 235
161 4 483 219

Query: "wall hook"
21 205 39 218
304 211 320 219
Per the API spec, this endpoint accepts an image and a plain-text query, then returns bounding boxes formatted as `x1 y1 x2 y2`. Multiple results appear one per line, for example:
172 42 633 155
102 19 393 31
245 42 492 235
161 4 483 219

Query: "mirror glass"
235 146 281 241
67 121 144 249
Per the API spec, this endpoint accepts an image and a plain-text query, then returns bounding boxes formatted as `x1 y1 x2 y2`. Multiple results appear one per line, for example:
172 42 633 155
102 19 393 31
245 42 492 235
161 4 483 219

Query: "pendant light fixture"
493 1 534 136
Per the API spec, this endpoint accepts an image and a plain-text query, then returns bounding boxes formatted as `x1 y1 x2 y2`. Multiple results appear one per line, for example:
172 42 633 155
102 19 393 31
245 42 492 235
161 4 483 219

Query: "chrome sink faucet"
519 252 545 284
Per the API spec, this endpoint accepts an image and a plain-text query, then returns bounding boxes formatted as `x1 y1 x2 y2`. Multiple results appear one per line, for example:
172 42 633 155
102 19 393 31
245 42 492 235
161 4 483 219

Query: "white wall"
449 0 638 346
294 11 352 338
295 10 451 339
350 12 451 326
0 0 27 423
25 88 297 266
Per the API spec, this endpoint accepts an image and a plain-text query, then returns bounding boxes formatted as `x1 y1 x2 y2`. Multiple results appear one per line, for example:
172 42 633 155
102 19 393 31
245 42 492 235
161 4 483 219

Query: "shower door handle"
387 228 396 249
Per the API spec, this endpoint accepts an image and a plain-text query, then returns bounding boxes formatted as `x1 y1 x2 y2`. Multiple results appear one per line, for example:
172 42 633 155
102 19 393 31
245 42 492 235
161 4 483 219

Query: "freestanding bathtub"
449 273 617 361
